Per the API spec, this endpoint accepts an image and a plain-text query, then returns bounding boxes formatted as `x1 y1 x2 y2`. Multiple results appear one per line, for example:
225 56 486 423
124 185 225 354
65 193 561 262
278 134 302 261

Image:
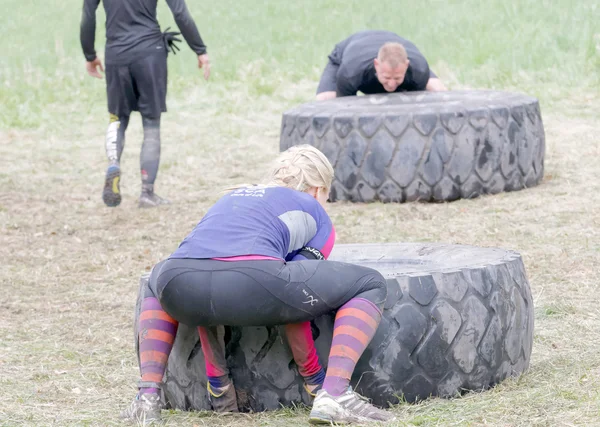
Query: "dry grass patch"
1 79 599 426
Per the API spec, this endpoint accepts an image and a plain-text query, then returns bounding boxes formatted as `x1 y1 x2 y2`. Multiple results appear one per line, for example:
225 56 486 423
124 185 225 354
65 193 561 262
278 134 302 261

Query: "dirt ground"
1 84 599 426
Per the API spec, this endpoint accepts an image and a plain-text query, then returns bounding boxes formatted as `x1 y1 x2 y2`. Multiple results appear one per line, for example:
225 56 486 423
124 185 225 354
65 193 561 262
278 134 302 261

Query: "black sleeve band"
298 246 325 260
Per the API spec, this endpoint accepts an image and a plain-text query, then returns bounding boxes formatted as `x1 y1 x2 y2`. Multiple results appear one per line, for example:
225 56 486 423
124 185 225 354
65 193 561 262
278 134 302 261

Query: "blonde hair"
267 144 334 192
377 42 408 68
224 145 334 194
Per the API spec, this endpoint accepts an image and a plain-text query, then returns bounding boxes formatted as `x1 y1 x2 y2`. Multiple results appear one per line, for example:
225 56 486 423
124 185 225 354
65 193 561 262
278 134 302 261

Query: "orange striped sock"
138 297 178 395
323 298 382 396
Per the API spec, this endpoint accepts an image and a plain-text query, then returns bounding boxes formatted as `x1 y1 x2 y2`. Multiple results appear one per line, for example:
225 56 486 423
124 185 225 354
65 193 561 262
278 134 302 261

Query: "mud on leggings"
146 258 387 326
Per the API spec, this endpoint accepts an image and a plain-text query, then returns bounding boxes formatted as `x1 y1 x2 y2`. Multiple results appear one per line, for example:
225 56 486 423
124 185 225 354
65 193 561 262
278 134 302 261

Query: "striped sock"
138 297 178 396
322 298 382 396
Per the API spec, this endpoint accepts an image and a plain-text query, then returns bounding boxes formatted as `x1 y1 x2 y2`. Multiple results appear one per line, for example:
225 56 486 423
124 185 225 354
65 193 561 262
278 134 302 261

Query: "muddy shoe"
102 164 121 207
208 382 239 413
138 191 170 209
120 392 162 424
309 387 396 425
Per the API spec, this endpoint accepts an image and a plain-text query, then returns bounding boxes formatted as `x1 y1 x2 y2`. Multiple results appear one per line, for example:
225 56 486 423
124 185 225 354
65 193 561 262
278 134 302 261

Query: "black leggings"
146 259 387 327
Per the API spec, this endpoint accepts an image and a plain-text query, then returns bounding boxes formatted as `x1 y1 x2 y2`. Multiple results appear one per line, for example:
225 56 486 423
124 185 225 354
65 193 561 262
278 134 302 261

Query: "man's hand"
198 54 210 81
426 78 447 92
85 58 104 79
316 91 337 101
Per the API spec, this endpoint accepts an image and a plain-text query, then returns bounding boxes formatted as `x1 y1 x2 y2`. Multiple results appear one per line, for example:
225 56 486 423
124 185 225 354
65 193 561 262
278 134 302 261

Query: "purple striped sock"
323 298 382 396
138 297 178 396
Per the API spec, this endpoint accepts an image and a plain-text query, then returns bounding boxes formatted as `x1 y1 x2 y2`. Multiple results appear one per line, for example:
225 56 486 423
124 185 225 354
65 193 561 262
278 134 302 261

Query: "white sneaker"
120 392 162 424
309 387 396 424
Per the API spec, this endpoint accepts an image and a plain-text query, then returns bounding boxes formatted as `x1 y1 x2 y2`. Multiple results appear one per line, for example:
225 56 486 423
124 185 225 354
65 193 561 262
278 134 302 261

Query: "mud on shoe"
309 387 396 425
207 382 239 413
102 164 122 207
120 392 162 424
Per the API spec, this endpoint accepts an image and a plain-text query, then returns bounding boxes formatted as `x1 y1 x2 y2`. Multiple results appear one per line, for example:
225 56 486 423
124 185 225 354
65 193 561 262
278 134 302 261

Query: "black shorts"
105 51 168 119
147 258 388 327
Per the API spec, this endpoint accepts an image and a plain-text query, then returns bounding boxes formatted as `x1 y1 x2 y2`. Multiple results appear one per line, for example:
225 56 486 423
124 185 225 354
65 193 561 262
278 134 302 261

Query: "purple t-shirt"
169 186 336 261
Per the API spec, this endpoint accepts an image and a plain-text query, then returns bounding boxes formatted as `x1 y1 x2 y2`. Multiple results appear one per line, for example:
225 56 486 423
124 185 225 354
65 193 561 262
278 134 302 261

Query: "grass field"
1 0 599 426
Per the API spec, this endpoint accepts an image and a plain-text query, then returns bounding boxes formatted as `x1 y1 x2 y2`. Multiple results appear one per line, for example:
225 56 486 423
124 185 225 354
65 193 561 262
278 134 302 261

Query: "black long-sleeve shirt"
80 0 207 65
317 30 433 96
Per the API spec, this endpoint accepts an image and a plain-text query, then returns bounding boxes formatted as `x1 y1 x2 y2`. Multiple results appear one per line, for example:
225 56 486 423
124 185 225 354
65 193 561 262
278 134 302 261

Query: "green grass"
0 0 598 128
538 302 577 318
1 1 600 426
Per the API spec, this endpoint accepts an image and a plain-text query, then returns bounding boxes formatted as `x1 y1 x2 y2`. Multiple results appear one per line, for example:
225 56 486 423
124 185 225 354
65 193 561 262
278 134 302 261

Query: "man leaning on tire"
316 30 447 101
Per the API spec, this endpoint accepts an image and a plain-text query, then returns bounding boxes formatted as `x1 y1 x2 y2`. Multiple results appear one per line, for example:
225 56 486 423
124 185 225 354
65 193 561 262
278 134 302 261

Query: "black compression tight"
146 258 388 327
140 116 161 190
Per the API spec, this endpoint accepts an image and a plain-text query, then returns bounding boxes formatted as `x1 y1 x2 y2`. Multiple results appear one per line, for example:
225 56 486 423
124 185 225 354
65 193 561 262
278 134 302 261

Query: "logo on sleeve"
231 186 267 198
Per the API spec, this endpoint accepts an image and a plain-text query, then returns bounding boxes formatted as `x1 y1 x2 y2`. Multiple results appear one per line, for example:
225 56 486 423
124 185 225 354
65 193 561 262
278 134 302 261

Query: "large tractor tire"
133 243 534 412
279 90 546 203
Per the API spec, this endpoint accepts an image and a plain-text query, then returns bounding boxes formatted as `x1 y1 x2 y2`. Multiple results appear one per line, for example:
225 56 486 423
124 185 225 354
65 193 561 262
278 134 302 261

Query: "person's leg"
298 261 386 398
208 259 394 422
156 259 327 411
130 52 169 208
102 114 130 207
153 258 394 422
122 262 178 422
197 325 239 412
287 261 394 424
106 113 130 164
138 294 178 395
103 64 134 207
284 322 326 396
131 259 235 415
138 115 169 207
322 298 382 395
114 114 129 162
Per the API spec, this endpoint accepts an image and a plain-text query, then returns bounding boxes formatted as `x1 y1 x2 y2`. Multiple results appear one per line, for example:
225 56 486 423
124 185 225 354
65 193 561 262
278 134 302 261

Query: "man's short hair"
377 42 408 68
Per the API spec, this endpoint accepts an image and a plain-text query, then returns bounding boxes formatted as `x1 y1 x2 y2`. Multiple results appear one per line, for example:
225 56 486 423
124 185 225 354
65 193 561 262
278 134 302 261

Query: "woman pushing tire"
121 145 396 425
